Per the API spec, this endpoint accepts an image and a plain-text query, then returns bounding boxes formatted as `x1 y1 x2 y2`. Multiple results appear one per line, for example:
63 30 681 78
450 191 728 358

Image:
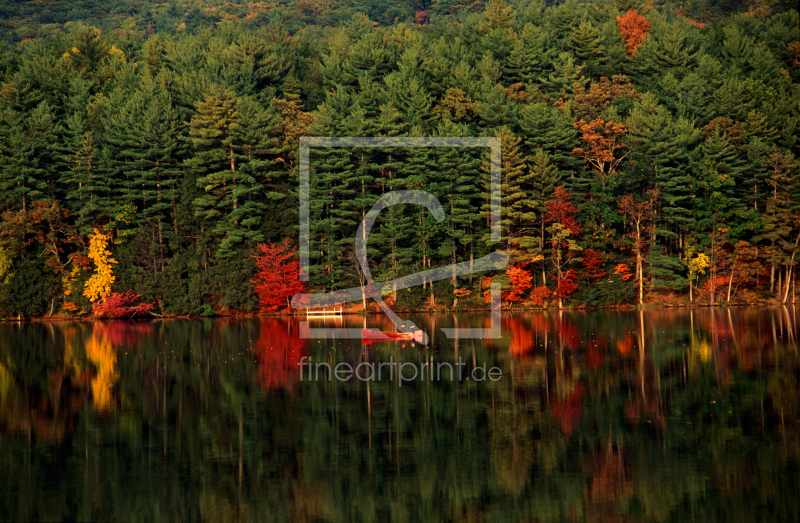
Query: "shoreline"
3 300 797 322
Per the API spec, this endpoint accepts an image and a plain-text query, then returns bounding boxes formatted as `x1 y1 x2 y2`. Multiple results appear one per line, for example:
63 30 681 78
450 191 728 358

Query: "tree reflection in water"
0 308 798 522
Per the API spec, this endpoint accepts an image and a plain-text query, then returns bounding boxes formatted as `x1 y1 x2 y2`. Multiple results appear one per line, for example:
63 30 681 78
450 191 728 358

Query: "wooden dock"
305 307 343 318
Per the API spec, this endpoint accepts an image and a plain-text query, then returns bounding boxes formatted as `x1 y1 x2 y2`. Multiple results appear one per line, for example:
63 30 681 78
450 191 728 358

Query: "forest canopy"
0 0 799 316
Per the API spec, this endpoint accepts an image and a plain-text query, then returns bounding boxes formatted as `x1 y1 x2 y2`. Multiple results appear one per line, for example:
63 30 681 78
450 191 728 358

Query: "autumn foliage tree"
544 186 583 308
251 238 305 311
618 191 658 305
504 263 533 304
616 11 650 56
92 290 154 318
581 249 606 282
84 228 116 303
573 119 629 178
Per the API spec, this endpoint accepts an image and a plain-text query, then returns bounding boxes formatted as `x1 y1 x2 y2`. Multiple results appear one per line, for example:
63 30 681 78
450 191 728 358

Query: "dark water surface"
1 309 798 522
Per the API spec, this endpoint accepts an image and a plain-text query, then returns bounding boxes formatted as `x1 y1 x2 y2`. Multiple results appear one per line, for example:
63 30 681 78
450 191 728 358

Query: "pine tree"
632 19 697 88
479 0 517 32
435 132 483 289
542 52 588 99
752 149 798 295
528 149 561 249
569 21 606 78
700 129 748 224
58 113 108 234
517 102 581 180
626 93 700 242
505 24 553 87
186 86 266 258
63 28 111 83
0 103 60 211
484 127 537 256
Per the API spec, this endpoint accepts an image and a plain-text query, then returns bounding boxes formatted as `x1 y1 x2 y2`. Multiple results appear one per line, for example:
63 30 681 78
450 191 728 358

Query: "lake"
0 308 798 522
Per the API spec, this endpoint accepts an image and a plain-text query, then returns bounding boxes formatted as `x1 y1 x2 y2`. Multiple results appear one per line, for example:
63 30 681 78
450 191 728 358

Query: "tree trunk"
771 263 775 294
783 266 792 304
636 221 643 306
727 260 735 302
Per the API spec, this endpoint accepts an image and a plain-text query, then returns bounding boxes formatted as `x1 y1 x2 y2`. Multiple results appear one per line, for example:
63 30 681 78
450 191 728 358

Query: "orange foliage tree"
616 10 650 56
505 263 533 303
573 119 629 177
434 87 481 123
572 75 639 120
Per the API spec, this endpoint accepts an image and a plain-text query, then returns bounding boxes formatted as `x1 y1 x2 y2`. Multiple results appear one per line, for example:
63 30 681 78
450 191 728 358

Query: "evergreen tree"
517 102 582 192
528 149 561 250
0 103 60 211
186 86 266 258
57 113 108 234
479 0 517 32
569 21 606 78
626 93 700 241
542 52 588 99
106 81 186 264
486 126 537 256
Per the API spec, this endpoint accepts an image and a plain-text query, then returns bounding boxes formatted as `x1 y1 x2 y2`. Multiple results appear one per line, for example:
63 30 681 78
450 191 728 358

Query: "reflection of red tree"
556 317 580 350
97 321 155 347
585 336 607 369
529 314 551 334
551 382 584 436
617 333 635 356
506 318 536 358
255 319 308 391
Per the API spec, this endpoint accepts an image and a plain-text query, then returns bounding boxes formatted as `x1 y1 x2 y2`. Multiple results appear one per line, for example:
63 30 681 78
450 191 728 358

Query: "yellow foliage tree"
84 229 117 303
684 247 709 303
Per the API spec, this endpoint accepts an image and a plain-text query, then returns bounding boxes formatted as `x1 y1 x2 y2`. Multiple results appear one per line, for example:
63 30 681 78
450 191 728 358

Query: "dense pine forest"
0 0 799 317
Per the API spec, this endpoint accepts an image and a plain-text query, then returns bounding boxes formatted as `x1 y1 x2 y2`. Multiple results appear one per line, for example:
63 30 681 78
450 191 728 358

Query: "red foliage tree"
544 186 582 307
553 269 579 303
251 239 305 311
529 286 553 305
544 186 579 235
616 10 650 56
93 290 154 318
582 249 606 282
613 263 634 281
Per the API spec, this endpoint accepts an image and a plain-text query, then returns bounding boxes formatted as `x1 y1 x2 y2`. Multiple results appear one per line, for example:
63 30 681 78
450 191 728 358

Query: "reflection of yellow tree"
491 389 536 496
85 324 118 411
491 354 545 496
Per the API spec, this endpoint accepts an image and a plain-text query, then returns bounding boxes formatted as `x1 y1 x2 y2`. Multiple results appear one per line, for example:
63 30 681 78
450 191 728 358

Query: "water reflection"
0 308 798 521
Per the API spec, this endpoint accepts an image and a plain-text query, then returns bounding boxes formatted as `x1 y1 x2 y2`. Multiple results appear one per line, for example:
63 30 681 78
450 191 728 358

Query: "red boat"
361 328 425 344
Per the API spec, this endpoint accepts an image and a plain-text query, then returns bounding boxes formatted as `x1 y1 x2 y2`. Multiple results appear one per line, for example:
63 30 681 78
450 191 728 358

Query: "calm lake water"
1 309 798 522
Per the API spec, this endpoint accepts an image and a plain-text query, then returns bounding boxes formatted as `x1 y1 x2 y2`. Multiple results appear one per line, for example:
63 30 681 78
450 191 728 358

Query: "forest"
1 0 800 317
